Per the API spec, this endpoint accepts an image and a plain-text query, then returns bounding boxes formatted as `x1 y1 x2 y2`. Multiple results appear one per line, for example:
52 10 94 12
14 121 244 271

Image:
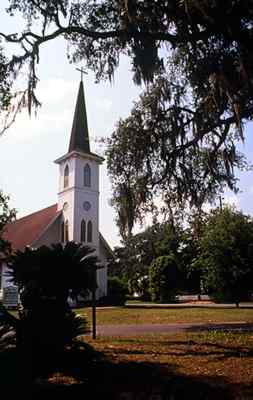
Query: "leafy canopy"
109 219 199 297
149 254 179 303
193 206 253 304
0 190 16 255
1 1 253 234
107 74 247 236
1 1 253 130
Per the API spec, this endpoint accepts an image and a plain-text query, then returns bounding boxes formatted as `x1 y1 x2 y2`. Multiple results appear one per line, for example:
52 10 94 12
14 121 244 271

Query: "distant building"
0 80 111 302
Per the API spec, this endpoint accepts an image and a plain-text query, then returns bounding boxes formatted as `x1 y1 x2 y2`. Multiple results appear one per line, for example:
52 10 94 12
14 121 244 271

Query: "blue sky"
0 3 253 249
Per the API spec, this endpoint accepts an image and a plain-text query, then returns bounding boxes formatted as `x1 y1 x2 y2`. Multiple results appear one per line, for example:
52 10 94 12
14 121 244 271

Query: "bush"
209 285 251 304
149 255 179 303
105 277 128 306
195 207 253 306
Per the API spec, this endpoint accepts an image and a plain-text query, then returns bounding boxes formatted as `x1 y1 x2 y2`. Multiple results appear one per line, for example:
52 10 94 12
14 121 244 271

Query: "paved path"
126 302 253 308
95 321 253 336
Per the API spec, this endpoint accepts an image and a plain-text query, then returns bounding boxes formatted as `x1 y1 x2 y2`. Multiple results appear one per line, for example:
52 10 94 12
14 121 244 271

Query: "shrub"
149 255 179 303
106 277 128 306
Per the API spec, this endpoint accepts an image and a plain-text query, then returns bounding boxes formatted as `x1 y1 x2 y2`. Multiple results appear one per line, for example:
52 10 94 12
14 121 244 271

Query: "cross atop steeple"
76 67 87 82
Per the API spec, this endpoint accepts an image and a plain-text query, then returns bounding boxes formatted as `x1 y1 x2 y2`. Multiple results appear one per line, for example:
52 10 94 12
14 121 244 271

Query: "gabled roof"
99 232 113 257
2 204 112 262
68 80 91 154
4 204 60 251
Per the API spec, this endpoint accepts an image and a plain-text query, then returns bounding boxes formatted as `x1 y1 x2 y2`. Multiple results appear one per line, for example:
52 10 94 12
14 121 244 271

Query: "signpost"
3 286 18 308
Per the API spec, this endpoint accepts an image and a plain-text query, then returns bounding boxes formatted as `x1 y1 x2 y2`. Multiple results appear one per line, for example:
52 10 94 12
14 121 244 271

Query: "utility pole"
219 195 223 211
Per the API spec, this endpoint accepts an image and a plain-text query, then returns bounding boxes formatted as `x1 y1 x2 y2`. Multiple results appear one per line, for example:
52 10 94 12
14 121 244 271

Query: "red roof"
4 204 59 251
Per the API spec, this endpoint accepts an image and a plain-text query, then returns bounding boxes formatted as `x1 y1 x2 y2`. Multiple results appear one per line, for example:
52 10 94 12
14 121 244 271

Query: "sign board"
2 286 19 309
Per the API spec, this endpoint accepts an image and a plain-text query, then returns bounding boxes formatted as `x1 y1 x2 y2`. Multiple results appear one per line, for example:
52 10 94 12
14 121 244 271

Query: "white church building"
0 80 111 303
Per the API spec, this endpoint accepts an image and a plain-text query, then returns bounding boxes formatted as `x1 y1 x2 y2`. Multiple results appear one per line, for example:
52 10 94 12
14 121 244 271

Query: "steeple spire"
68 80 91 154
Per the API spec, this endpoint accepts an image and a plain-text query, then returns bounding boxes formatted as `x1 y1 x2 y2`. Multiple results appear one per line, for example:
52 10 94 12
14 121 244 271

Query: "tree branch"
0 21 212 50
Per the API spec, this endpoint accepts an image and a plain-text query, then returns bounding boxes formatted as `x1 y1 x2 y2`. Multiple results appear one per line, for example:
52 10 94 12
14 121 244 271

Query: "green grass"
77 305 253 325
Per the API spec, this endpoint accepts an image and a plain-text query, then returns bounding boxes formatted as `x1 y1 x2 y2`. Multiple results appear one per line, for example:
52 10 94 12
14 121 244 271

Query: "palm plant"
0 302 17 350
7 242 99 355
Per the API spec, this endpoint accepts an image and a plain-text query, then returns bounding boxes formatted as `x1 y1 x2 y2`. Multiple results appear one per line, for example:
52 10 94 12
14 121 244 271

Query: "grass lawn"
84 331 253 399
77 305 253 326
2 331 252 398
2 306 253 398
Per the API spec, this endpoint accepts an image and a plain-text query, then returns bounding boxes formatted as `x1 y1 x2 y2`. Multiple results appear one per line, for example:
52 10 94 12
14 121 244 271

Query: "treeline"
109 206 253 306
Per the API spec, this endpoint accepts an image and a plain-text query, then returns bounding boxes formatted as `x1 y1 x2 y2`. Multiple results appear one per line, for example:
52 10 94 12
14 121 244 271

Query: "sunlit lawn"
77 305 253 326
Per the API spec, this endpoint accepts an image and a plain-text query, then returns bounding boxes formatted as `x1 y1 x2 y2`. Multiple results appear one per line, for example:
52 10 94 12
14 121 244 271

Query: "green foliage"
3 1 253 95
106 276 128 306
149 255 179 303
0 190 16 255
110 220 200 298
194 207 253 305
0 302 18 350
107 74 247 237
109 221 183 294
128 273 150 300
0 1 252 225
8 242 98 353
0 1 252 139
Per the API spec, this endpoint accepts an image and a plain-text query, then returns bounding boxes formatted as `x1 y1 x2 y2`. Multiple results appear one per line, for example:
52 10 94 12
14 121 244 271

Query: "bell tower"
54 80 104 251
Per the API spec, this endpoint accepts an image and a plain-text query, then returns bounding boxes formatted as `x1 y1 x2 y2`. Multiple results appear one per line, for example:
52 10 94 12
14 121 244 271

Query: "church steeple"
68 80 90 154
55 78 104 244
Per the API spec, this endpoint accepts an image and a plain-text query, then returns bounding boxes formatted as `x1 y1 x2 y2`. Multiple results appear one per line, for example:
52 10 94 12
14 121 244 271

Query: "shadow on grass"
0 340 250 399
103 337 253 361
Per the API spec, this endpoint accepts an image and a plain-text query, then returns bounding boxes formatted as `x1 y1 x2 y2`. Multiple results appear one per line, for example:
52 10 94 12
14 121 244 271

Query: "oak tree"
1 1 253 132
1 1 253 233
107 75 247 236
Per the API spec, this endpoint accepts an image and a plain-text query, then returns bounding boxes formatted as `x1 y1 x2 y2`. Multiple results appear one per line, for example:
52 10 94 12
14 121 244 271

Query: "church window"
63 202 69 211
65 220 69 242
81 220 86 242
61 220 69 243
0 262 2 289
84 164 91 187
61 221 65 242
87 221 92 242
64 164 69 188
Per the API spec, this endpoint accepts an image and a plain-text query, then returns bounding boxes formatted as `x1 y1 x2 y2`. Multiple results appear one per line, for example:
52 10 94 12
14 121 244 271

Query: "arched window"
61 221 65 242
81 220 86 242
87 221 92 243
61 220 69 243
0 262 2 289
65 220 69 242
64 164 69 188
84 164 91 187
